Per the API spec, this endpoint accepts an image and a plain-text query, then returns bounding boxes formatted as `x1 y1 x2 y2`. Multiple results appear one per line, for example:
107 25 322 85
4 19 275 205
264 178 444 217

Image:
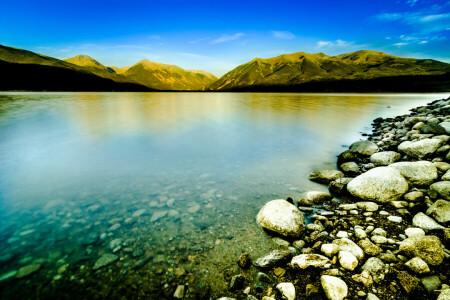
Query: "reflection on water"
0 92 448 298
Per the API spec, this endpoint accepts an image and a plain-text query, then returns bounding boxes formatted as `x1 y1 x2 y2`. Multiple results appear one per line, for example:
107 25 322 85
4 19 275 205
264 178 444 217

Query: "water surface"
0 92 448 298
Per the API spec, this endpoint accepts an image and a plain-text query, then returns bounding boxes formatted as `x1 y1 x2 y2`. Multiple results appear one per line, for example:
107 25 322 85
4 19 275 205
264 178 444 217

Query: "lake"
0 92 448 298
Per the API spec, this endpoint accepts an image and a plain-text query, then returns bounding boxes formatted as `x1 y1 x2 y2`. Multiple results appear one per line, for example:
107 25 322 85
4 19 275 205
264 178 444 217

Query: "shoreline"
217 96 450 300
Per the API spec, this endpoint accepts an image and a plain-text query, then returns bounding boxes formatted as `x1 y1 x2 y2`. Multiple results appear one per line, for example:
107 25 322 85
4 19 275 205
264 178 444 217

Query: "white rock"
338 251 358 271
387 216 402 223
336 231 349 238
389 161 438 186
276 282 296 300
412 212 445 231
320 275 348 300
299 191 333 206
405 228 425 238
371 236 387 244
356 202 379 211
398 138 442 159
370 151 401 165
321 244 340 258
173 285 185 299
256 200 305 237
361 257 388 283
372 228 387 237
332 238 364 260
347 167 408 202
355 228 367 239
291 254 331 269
405 257 430 274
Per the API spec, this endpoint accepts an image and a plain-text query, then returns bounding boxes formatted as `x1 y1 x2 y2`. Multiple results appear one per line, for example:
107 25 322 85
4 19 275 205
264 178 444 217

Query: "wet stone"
254 250 291 268
253 272 273 289
93 254 118 270
82 232 100 245
238 252 251 269
16 264 41 279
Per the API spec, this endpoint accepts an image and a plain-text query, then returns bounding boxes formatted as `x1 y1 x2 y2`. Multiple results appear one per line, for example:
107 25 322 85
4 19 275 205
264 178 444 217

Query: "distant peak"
65 55 104 68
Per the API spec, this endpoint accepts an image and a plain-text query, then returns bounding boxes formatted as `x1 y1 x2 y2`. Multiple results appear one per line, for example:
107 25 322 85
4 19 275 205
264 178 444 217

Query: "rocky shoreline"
213 96 450 300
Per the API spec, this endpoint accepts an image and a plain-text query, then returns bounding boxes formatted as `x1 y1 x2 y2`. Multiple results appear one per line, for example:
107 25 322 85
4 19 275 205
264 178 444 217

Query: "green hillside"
209 50 450 90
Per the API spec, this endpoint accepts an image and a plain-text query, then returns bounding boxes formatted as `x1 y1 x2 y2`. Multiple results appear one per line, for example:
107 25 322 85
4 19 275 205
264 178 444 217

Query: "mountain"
0 45 152 91
116 59 218 90
210 50 450 91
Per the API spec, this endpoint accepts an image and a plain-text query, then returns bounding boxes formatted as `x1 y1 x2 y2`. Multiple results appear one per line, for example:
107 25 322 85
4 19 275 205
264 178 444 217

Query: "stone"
421 275 442 293
440 121 450 134
350 140 379 156
356 202 379 211
397 271 420 294
293 240 306 251
305 284 319 297
254 250 291 268
434 162 450 172
361 257 388 283
389 161 438 186
405 227 425 238
0 270 17 282
412 212 445 231
347 167 408 202
404 191 424 202
174 285 185 299
398 138 442 159
308 170 344 184
443 170 450 181
332 238 364 260
299 191 333 206
16 264 41 279
340 162 359 174
372 228 387 237
371 235 387 244
337 150 360 165
438 289 450 300
150 211 168 222
367 293 380 300
321 244 340 258
272 237 290 247
355 228 367 239
338 251 358 271
276 282 295 300
339 203 357 210
351 270 373 287
421 123 447 134
429 181 450 200
274 267 286 277
336 231 348 238
390 200 409 208
399 235 444 265
253 272 273 289
427 200 450 223
238 252 251 269
256 200 305 237
405 257 430 274
358 239 383 256
93 254 118 270
132 209 146 217
328 177 353 195
291 254 331 269
370 151 401 165
387 216 402 223
229 274 244 291
320 275 348 300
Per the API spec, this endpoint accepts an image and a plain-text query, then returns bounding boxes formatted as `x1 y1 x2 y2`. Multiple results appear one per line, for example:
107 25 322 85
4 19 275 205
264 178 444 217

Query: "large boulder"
429 181 450 200
412 212 445 231
398 139 442 159
347 167 408 202
421 123 447 134
427 200 450 223
389 161 438 186
320 275 348 300
370 151 401 166
257 200 305 238
350 141 379 156
399 235 444 266
332 238 364 260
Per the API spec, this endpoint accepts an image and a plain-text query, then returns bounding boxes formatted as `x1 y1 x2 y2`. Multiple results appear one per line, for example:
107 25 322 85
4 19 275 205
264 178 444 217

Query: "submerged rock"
320 275 348 300
256 199 305 238
93 253 118 270
347 167 408 202
308 170 344 184
16 264 41 279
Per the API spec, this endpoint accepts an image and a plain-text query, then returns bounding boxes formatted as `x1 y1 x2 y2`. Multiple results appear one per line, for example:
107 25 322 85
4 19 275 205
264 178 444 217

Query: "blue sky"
1 0 449 76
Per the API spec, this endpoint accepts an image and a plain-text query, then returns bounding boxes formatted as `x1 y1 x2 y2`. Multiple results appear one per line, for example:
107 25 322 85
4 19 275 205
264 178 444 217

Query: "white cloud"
419 40 428 44
270 31 295 39
393 42 408 46
211 33 244 44
420 14 450 22
406 0 418 7
317 39 353 48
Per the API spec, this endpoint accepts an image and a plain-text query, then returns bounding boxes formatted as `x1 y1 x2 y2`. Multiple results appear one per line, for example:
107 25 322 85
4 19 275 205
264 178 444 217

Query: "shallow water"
0 92 448 298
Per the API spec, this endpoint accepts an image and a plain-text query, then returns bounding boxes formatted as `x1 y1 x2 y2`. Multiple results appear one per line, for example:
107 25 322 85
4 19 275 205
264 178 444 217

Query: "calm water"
0 92 448 298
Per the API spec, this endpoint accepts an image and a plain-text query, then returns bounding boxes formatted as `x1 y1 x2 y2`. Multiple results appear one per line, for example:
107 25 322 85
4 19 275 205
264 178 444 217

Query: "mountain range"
1 44 449 92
